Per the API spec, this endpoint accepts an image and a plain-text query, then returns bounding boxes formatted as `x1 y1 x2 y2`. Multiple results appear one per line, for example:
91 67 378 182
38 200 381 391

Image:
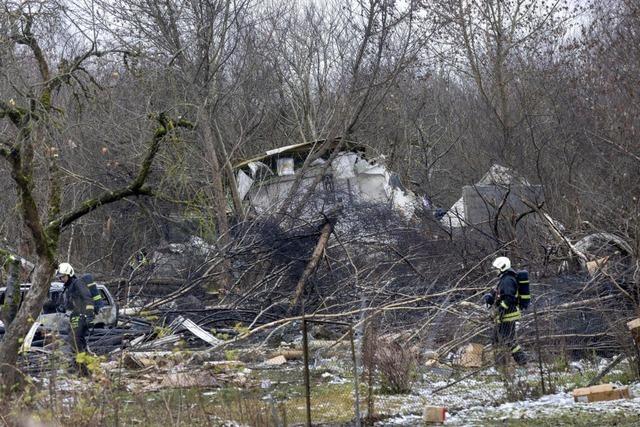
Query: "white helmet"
492 256 511 273
57 262 75 277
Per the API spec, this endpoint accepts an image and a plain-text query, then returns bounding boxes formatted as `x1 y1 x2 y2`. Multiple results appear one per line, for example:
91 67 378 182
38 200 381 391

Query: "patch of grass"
493 411 640 426
224 349 239 361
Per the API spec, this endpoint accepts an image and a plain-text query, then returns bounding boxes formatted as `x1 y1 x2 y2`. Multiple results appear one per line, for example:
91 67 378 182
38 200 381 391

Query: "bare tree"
0 1 189 390
426 0 575 165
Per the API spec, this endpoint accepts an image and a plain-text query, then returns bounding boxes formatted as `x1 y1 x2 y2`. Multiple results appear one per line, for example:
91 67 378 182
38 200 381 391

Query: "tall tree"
428 0 571 165
0 1 188 390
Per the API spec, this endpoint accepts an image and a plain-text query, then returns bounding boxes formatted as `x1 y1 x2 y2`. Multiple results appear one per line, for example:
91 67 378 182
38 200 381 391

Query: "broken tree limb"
120 258 224 315
522 199 589 265
0 247 35 271
290 216 335 310
587 354 626 387
436 295 618 358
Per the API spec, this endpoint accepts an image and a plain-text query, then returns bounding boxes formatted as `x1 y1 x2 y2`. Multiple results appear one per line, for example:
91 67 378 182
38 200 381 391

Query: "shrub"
375 340 419 394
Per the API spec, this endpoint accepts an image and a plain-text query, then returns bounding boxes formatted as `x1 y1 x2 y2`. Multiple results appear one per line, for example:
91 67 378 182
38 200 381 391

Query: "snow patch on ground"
375 366 640 426
447 386 640 425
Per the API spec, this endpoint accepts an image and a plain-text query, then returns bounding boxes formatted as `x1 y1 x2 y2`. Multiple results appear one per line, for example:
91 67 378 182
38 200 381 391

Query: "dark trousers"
69 314 89 353
493 321 526 366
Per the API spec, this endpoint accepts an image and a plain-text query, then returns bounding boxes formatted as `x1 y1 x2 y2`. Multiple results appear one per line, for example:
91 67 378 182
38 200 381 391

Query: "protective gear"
492 256 511 273
61 276 95 317
60 275 94 361
483 292 495 307
489 266 526 367
495 269 520 323
80 274 105 313
57 262 75 277
494 321 527 366
516 270 531 310
69 314 89 353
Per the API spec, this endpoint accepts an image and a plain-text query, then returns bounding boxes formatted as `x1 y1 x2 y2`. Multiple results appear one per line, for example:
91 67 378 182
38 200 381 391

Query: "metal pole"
302 317 311 427
349 327 361 427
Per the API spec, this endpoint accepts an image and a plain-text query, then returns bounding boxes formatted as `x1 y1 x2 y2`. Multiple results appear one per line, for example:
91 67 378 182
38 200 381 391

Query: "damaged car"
0 281 118 349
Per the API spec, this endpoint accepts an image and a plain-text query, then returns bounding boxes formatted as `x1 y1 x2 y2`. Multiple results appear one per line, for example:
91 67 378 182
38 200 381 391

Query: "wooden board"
628 318 640 344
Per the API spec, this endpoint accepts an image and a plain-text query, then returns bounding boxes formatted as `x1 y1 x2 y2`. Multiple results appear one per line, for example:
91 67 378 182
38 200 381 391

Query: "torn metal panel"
128 333 148 348
236 169 254 201
169 315 222 346
168 315 222 346
235 145 419 218
441 197 465 228
331 152 358 179
20 321 41 353
477 164 531 186
233 138 360 170
441 164 543 228
137 334 182 350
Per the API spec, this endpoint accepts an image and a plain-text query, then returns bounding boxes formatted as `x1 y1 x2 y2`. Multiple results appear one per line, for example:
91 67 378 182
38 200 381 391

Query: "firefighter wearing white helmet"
56 262 94 368
483 256 527 367
492 256 511 273
57 262 75 277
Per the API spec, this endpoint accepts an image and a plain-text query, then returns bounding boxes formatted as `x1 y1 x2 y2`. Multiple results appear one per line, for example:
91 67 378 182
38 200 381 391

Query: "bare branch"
47 114 193 231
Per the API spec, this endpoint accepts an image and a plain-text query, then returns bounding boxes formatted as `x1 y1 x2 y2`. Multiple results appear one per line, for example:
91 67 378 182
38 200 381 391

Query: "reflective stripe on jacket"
495 269 520 323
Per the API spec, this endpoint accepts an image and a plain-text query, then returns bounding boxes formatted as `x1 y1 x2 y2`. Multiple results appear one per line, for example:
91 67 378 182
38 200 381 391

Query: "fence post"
302 317 311 427
349 327 361 426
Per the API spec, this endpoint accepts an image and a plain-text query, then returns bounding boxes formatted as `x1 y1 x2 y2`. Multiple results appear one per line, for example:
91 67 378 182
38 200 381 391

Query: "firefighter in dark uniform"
484 256 527 367
57 262 94 356
80 273 106 313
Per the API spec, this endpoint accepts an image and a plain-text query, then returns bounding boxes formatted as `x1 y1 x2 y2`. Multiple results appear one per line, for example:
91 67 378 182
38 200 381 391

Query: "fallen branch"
587 353 626 387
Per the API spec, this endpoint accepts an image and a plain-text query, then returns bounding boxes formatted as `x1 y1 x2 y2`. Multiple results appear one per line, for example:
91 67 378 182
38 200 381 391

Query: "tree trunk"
0 255 56 392
1 257 21 327
200 117 232 292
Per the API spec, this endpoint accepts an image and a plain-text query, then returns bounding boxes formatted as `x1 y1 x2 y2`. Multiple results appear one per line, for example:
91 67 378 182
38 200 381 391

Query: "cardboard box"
572 384 631 403
423 406 446 424
457 343 484 368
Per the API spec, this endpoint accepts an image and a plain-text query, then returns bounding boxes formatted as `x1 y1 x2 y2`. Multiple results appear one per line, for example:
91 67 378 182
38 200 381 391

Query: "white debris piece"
265 355 287 366
236 169 254 201
20 321 42 353
441 197 465 228
235 145 420 219
169 315 222 346
331 152 358 179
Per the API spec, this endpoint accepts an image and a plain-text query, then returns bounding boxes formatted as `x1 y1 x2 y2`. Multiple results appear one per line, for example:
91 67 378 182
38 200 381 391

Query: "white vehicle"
0 281 119 335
